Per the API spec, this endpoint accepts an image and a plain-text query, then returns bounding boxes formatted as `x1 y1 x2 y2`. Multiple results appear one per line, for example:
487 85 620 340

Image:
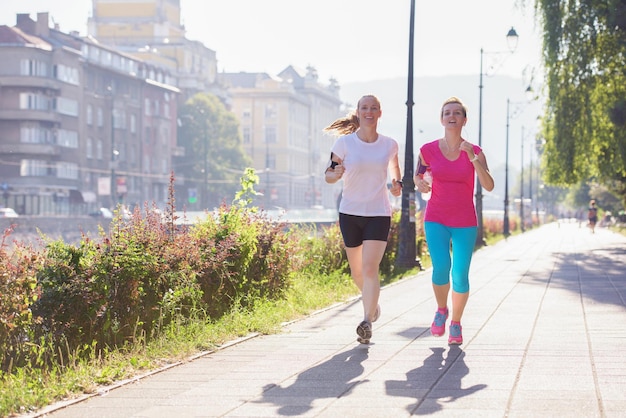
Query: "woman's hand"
413 175 431 194
390 179 402 197
459 140 476 160
325 163 345 184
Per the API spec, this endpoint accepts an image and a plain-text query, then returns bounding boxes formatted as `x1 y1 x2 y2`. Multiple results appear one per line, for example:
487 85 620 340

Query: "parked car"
0 207 19 218
89 208 113 219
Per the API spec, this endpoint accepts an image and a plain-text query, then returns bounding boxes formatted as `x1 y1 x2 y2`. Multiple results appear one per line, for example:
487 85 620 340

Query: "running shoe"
430 308 449 337
372 304 381 322
356 320 372 344
448 322 463 345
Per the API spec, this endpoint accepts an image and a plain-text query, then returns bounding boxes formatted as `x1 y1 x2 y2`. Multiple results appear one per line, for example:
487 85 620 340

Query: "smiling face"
440 102 467 129
356 95 382 126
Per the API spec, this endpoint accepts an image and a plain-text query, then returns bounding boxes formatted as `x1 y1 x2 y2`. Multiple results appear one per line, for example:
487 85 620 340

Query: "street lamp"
396 0 420 268
107 85 117 209
504 94 533 237
476 27 519 245
519 126 525 232
504 99 512 237
529 139 533 227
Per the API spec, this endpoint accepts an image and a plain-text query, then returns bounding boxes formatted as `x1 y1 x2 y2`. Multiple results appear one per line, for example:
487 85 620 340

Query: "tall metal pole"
475 48 485 247
396 0 418 268
529 142 533 226
519 126 525 232
109 89 116 209
476 28 518 245
203 124 208 209
504 99 510 237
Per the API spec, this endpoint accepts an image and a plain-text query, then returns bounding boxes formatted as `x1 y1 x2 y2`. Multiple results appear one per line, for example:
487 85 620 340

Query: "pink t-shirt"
420 140 481 227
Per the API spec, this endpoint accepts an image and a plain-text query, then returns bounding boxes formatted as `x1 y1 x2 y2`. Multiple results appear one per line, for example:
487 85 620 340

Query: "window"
56 162 79 179
130 114 136 133
86 137 93 159
55 97 79 117
113 109 126 129
97 108 104 127
57 129 78 148
19 93 50 110
53 64 79 85
144 98 151 116
20 125 52 144
243 127 251 144
20 159 48 176
96 139 103 160
86 104 93 125
20 59 47 77
264 126 277 144
265 104 276 119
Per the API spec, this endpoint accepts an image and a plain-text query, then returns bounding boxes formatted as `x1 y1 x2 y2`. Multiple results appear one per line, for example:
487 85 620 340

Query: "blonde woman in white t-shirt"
324 94 402 344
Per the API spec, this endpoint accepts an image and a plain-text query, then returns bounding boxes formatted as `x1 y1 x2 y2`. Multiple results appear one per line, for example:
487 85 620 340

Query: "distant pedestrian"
414 96 495 345
588 200 598 233
324 94 402 344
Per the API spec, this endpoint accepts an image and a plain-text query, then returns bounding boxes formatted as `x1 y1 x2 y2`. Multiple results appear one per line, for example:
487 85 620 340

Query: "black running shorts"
339 213 391 248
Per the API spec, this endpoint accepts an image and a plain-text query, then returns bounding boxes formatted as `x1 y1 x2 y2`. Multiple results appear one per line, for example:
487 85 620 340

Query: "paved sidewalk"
33 221 626 417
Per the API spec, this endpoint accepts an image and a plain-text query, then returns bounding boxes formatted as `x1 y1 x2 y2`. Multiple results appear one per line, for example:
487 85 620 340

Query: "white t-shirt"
331 132 399 217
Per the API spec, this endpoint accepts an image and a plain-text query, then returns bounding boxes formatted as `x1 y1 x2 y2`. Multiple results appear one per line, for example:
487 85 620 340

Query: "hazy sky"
0 0 544 85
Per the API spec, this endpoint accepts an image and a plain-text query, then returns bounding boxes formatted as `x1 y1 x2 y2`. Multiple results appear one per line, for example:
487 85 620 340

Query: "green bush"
0 170 420 375
0 230 42 371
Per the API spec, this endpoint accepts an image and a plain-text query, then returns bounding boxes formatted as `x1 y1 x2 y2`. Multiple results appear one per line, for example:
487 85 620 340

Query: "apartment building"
86 0 345 210
0 12 179 215
0 3 345 215
88 0 219 102
220 66 343 209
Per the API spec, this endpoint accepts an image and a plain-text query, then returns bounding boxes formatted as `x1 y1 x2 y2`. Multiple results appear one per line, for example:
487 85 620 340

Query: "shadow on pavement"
386 346 487 415
256 346 369 416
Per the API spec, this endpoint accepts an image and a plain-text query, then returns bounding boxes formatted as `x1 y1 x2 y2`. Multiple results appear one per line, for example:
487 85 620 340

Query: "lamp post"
504 99 511 237
529 141 533 227
476 27 519 246
265 139 270 208
519 126 525 232
107 86 117 209
396 0 419 268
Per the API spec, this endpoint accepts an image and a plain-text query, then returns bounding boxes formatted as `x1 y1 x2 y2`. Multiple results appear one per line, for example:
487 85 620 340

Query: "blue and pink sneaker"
431 307 448 337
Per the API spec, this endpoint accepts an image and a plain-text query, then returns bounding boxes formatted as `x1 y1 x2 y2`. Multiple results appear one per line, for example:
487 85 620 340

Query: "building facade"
88 0 219 102
0 12 179 215
0 5 346 216
220 66 343 210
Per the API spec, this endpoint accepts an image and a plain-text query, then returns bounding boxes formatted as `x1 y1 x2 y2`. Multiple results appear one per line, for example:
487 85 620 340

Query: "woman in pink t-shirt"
324 94 402 344
414 96 494 345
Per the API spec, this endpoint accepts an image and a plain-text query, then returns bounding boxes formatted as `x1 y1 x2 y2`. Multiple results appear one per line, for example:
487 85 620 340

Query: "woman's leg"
345 245 363 291
360 240 387 322
449 227 477 322
424 222 452 309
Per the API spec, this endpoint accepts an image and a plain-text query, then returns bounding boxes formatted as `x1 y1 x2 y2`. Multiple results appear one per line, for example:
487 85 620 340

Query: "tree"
176 93 252 209
534 0 626 206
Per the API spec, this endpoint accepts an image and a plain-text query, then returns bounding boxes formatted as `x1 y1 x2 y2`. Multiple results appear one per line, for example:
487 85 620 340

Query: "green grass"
0 267 419 417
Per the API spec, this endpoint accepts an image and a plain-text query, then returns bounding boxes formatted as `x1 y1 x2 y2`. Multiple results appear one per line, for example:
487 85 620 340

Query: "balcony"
0 142 61 156
0 75 62 91
0 109 61 123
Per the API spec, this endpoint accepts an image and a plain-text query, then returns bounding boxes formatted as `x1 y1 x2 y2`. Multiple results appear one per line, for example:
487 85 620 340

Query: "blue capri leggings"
424 221 477 294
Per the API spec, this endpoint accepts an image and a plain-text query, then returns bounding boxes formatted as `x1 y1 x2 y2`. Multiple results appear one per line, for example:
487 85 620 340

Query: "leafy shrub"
293 222 348 276
0 230 42 370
